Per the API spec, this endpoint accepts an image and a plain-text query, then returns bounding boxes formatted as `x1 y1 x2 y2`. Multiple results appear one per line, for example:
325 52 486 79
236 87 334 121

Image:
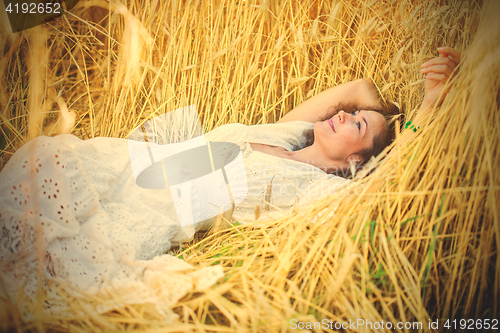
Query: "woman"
272 47 461 172
0 47 460 297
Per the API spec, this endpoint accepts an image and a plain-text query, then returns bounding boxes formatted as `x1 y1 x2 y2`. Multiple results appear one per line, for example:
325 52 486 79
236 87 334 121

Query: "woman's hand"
277 78 382 123
420 47 461 109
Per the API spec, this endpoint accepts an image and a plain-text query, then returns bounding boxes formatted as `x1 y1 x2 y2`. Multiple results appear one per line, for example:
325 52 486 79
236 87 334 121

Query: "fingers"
423 72 448 85
421 63 454 77
422 54 458 70
421 47 461 78
437 47 461 64
422 47 461 68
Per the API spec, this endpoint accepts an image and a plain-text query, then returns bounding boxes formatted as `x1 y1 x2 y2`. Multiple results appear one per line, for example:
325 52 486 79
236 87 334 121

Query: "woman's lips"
328 119 335 132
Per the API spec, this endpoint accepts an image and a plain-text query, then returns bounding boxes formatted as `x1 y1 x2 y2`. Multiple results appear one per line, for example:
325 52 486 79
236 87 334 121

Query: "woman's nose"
339 110 346 123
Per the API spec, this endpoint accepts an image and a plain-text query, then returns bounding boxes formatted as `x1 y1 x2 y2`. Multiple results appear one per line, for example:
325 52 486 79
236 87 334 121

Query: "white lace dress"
0 120 348 319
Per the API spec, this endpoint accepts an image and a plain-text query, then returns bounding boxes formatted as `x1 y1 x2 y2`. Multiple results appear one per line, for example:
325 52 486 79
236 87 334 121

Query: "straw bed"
1 0 498 331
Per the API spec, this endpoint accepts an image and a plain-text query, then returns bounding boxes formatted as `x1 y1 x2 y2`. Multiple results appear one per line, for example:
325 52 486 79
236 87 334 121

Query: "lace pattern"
0 120 348 320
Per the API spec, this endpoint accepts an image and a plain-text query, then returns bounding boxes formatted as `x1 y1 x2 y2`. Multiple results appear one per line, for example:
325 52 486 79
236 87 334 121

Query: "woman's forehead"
359 110 386 136
360 110 386 123
359 110 383 116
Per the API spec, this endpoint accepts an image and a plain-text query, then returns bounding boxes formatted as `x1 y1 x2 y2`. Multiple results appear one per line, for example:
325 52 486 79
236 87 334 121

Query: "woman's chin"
313 121 334 139
313 120 326 133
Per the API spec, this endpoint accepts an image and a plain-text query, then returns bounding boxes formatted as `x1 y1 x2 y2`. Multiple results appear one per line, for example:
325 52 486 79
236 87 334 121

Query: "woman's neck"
249 142 344 174
287 145 337 173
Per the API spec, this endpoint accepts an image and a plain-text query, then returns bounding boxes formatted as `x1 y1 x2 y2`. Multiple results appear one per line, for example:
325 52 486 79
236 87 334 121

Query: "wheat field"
0 0 498 331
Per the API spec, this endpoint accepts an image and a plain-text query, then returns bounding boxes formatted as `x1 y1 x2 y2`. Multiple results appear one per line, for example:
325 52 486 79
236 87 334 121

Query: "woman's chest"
249 143 292 160
231 150 330 222
240 149 327 198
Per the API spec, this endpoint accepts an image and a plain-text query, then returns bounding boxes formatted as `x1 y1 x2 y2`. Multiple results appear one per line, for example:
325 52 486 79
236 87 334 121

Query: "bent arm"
277 78 383 123
399 47 461 145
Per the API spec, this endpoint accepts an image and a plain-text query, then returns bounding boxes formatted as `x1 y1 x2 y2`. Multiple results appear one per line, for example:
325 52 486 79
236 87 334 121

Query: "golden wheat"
1 0 498 331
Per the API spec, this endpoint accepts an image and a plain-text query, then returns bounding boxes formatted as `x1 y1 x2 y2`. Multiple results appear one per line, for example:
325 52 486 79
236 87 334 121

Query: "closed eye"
352 111 361 130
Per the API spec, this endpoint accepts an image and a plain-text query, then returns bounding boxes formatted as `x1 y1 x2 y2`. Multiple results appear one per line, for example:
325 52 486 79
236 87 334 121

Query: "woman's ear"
347 154 362 177
347 154 363 165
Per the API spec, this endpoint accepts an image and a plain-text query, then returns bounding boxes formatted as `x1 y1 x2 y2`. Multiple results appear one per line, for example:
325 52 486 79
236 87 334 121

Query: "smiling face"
312 110 387 171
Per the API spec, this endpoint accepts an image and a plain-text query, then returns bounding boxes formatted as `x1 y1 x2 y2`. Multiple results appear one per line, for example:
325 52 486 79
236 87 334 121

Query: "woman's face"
313 110 386 169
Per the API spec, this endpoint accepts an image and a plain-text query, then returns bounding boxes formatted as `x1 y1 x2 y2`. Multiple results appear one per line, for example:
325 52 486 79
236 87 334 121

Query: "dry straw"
0 0 498 331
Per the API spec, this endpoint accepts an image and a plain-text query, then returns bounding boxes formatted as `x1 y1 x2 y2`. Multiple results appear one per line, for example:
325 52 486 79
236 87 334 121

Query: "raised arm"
277 78 383 123
322 48 461 209
412 47 461 126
